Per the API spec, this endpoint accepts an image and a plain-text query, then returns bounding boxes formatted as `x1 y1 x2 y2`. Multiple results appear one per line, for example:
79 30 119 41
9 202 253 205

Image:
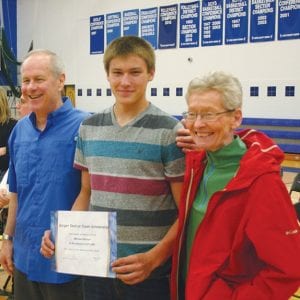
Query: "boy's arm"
72 169 91 211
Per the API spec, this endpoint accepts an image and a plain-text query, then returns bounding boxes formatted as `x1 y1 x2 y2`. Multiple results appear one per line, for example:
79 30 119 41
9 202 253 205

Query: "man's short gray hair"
21 49 65 77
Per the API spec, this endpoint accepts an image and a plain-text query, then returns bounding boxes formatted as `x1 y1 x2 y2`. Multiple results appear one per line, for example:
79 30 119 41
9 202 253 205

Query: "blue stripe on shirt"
78 139 183 163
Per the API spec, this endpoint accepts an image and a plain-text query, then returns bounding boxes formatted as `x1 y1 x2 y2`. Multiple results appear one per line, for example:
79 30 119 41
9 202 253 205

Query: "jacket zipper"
201 160 215 208
176 167 194 300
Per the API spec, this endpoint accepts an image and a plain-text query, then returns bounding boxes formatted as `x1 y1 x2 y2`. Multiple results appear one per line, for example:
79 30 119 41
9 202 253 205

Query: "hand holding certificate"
51 210 117 278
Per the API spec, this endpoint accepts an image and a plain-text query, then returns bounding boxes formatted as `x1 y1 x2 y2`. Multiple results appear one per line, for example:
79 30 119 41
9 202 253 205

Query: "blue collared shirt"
8 97 89 283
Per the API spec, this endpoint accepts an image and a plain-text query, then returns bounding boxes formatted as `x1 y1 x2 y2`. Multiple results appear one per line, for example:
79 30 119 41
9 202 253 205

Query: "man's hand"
40 230 55 258
0 240 14 275
111 252 155 285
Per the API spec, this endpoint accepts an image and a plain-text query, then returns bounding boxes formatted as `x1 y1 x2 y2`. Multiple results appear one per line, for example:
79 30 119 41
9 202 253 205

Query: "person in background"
0 88 17 182
0 49 89 300
41 35 185 300
0 171 9 208
16 94 32 119
0 95 32 223
170 71 300 300
295 202 300 220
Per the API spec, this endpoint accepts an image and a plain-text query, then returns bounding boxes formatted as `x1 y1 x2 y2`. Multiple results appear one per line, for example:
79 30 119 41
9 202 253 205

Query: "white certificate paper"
51 210 117 278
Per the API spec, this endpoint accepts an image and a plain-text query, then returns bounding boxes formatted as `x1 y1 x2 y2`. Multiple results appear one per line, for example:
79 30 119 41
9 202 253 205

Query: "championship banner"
201 0 223 46
278 0 300 40
123 9 139 36
141 7 158 49
225 0 248 44
250 0 276 42
90 15 104 54
179 1 200 48
106 12 121 46
158 4 178 49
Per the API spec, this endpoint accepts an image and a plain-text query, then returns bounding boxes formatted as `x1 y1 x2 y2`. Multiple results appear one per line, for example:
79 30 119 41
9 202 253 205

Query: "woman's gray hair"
185 71 243 109
21 49 65 77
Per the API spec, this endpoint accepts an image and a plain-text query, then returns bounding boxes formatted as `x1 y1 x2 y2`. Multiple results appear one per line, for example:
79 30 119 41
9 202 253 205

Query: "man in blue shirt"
0 49 88 300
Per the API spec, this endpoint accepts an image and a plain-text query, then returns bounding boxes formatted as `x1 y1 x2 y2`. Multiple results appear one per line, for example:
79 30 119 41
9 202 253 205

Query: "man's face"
107 54 154 107
21 54 65 116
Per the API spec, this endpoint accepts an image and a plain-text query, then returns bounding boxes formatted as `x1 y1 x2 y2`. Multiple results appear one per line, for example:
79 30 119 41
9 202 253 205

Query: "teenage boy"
41 36 185 300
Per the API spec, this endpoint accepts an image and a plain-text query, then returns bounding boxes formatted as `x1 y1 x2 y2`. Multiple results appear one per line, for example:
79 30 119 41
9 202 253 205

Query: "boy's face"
107 54 154 107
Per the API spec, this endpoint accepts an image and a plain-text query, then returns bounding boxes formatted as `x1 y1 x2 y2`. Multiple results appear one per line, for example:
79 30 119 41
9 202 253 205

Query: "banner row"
90 0 300 54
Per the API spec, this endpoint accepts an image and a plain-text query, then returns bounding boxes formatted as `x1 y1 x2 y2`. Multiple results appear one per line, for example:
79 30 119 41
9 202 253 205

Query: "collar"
206 136 247 167
29 97 72 129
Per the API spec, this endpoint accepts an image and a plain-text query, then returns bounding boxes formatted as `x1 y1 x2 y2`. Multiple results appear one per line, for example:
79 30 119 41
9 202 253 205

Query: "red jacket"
171 129 300 300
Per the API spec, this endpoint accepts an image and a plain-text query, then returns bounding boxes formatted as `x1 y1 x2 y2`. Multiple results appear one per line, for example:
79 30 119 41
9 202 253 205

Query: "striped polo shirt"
74 103 185 277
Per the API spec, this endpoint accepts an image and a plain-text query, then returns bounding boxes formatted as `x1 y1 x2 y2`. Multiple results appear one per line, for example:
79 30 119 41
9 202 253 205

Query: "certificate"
51 210 117 278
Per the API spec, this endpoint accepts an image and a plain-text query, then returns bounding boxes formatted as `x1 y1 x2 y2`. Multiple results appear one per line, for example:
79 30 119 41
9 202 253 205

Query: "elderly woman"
171 71 300 300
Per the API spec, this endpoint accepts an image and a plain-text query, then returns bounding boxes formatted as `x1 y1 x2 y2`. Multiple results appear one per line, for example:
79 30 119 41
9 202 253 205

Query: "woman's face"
16 96 31 118
185 89 242 152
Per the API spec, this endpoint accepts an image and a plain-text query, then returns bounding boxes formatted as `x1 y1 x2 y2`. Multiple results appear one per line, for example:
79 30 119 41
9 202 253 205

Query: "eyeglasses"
182 109 235 122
